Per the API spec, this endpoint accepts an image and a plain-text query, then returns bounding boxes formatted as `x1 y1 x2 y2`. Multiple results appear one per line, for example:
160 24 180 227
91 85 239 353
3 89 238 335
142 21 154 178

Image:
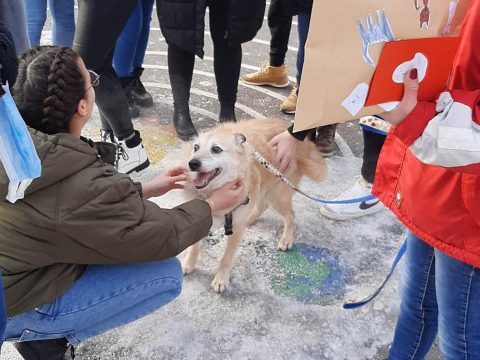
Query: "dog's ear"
234 133 246 147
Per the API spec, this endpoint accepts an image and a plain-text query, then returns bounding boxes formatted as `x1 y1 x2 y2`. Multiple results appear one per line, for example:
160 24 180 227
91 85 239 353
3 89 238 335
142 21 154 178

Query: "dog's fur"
179 119 326 293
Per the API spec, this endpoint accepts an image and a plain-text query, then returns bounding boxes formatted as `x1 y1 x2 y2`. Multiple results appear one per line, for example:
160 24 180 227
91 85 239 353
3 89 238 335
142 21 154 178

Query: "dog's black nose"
189 159 201 171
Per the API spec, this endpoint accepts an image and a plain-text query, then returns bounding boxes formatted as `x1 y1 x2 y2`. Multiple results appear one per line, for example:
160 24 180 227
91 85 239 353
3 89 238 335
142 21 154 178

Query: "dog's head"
186 132 248 192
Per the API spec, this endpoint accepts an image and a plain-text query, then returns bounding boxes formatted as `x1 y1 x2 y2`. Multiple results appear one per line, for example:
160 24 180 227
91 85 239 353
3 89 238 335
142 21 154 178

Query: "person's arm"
57 172 245 264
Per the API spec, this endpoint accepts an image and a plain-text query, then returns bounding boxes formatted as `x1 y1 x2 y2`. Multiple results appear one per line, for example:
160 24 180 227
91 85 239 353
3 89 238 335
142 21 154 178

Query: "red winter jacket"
373 92 480 267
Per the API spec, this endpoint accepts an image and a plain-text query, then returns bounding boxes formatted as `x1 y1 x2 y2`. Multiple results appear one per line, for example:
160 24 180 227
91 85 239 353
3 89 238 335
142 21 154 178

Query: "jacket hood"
0 128 99 200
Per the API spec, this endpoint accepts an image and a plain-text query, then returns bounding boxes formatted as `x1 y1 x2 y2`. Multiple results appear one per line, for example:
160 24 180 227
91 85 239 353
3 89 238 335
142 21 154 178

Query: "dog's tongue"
193 171 213 188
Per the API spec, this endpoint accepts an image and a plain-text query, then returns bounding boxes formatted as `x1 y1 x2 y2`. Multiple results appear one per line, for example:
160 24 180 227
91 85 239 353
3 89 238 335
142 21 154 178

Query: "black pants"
361 129 386 184
73 0 136 140
268 0 292 67
168 0 242 111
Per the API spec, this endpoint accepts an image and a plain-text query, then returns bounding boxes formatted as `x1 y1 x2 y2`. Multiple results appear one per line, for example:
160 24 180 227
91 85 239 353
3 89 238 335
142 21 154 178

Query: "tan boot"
242 61 289 88
280 83 298 114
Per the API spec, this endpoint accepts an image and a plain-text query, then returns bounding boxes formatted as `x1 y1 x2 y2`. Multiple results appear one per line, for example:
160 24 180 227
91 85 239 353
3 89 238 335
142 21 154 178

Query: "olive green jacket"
0 129 212 317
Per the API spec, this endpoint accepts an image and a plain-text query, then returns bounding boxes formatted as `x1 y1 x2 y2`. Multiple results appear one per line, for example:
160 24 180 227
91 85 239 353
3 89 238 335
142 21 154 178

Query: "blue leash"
343 240 407 309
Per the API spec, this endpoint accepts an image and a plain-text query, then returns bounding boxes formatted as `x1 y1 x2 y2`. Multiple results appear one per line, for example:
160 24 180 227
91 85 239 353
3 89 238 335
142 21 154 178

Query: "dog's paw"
211 274 230 293
277 239 293 251
181 261 195 275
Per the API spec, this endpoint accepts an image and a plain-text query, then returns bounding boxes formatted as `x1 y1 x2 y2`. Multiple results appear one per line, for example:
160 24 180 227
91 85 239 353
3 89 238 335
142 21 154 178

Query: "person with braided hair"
73 0 150 174
0 45 245 359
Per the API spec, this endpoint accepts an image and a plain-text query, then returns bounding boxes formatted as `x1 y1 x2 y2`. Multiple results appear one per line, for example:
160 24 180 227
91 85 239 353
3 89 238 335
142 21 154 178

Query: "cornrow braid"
12 46 86 135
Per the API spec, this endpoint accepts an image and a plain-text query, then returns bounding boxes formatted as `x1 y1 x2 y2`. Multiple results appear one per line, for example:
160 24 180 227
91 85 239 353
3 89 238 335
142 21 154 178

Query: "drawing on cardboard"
443 0 459 35
341 83 369 116
419 0 430 29
358 10 395 66
392 53 428 83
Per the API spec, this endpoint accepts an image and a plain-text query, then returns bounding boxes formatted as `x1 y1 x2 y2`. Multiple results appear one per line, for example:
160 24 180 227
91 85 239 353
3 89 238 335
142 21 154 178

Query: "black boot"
131 67 154 108
14 338 74 359
173 108 198 141
219 106 236 123
168 45 198 141
119 77 140 119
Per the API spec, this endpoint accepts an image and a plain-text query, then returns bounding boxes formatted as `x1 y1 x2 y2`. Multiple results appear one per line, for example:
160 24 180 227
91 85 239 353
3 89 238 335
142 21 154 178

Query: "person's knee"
151 257 183 296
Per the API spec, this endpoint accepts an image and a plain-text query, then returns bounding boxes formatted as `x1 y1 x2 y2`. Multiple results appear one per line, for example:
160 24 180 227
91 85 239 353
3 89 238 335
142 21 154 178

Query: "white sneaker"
319 177 384 220
116 131 150 174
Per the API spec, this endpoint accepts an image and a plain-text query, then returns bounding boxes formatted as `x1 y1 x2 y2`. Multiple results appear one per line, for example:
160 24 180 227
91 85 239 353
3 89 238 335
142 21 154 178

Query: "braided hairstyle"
13 46 86 134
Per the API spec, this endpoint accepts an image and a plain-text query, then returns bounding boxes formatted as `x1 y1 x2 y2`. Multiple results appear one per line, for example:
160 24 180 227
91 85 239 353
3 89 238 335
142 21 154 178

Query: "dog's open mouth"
192 168 221 189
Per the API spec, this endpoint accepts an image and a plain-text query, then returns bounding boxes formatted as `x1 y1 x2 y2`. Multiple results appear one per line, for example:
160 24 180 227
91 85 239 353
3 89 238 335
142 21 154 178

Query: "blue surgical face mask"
0 84 41 203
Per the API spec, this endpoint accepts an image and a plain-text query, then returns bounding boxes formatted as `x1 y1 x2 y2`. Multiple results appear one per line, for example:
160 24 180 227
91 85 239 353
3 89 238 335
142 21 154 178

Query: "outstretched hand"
142 166 188 199
268 130 301 173
379 68 420 125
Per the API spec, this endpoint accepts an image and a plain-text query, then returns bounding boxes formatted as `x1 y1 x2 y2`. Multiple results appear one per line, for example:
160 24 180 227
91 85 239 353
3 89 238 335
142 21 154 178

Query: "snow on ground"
2 152 407 360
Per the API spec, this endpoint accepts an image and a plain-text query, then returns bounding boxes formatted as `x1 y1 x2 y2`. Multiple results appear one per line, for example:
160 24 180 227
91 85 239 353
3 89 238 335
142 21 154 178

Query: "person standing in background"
73 0 150 174
23 0 75 47
156 0 266 141
113 0 155 119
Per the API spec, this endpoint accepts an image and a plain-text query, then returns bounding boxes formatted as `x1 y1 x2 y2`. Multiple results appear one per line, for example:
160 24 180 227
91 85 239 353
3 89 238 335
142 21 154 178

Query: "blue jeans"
389 232 480 360
0 0 30 54
5 258 182 345
23 0 75 47
113 0 155 77
296 12 310 86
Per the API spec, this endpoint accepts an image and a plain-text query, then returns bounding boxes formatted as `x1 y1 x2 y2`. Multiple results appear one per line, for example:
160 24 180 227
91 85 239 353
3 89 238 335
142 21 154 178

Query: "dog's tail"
296 141 326 182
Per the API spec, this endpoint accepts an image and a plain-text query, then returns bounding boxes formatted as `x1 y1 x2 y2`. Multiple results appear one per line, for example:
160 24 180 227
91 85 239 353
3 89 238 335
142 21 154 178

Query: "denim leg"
113 0 142 77
0 0 31 54
23 0 47 47
48 0 75 47
388 232 438 360
132 0 155 69
5 258 183 345
435 250 480 360
296 12 310 86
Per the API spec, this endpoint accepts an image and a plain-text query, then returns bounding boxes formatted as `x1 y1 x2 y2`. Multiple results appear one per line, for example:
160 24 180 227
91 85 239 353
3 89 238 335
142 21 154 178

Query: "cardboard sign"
294 0 469 132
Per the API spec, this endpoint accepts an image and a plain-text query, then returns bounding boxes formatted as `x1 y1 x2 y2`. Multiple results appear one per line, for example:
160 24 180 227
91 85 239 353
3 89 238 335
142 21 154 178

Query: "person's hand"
267 130 301 172
206 180 245 214
142 167 187 198
380 68 419 125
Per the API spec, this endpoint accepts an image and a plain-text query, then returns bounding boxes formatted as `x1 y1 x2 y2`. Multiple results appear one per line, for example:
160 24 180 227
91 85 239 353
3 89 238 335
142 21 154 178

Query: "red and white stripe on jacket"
373 93 480 267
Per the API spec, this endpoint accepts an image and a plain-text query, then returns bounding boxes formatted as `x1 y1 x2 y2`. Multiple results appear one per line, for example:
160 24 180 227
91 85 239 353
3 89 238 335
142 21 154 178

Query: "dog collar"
224 196 250 236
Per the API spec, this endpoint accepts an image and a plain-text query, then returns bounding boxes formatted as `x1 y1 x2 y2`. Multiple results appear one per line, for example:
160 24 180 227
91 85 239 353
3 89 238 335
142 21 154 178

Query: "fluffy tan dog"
179 119 326 293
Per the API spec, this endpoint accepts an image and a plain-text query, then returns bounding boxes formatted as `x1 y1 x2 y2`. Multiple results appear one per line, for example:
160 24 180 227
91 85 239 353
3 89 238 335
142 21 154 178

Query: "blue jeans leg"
48 0 75 47
389 232 480 360
23 0 47 47
5 258 183 345
388 232 438 359
132 0 155 69
0 0 31 54
435 249 480 359
296 12 310 86
113 0 142 77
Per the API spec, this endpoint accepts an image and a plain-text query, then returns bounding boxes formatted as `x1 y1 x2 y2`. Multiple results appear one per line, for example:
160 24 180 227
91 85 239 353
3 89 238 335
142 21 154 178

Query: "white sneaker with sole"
320 177 384 220
117 131 150 174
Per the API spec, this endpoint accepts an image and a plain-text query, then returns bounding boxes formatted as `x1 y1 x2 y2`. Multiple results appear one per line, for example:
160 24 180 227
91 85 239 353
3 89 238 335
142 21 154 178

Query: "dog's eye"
193 144 199 152
211 146 223 154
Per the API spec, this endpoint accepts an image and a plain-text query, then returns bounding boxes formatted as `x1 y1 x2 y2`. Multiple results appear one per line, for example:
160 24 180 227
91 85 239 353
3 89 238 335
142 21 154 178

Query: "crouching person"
0 46 245 359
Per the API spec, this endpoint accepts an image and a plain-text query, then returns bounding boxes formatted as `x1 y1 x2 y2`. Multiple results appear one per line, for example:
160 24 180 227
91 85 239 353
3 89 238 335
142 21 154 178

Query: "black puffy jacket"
156 0 266 58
